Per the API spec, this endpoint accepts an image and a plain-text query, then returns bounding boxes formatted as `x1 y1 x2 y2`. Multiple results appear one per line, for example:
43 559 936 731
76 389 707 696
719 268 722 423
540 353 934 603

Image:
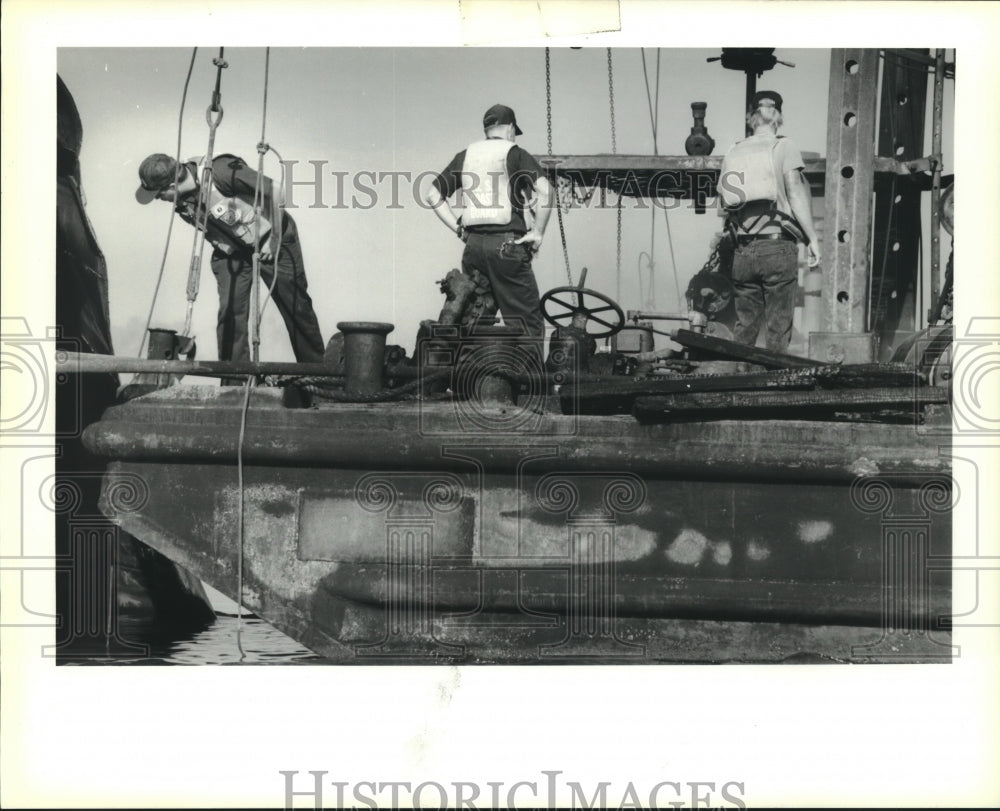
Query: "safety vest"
181 155 273 256
459 139 515 228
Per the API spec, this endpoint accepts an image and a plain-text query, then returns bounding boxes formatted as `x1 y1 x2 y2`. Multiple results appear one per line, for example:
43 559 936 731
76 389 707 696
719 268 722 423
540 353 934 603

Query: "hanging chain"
607 48 617 155
699 244 722 275
545 47 553 157
616 196 623 301
546 47 573 286
609 47 622 298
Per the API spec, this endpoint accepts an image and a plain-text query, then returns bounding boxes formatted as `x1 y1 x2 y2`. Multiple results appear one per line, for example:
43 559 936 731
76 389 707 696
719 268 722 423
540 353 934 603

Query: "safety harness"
718 135 805 243
177 154 274 255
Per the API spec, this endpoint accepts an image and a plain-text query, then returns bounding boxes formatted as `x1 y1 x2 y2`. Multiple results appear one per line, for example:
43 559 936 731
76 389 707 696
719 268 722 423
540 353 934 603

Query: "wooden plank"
634 386 949 422
813 362 926 388
560 369 820 415
670 329 823 368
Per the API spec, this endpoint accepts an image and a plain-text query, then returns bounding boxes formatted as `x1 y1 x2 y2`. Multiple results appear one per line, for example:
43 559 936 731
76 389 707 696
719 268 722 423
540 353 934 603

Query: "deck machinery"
80 49 955 663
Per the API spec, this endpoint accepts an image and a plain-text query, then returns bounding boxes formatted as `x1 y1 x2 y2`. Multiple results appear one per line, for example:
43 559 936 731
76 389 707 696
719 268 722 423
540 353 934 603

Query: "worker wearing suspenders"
717 91 821 352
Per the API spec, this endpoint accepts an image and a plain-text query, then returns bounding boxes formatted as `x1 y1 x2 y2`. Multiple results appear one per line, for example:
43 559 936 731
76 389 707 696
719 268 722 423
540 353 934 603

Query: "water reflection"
63 613 326 665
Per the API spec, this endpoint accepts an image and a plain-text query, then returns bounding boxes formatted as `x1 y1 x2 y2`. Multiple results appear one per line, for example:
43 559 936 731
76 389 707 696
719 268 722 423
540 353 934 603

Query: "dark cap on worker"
751 90 783 112
135 153 180 204
483 103 523 135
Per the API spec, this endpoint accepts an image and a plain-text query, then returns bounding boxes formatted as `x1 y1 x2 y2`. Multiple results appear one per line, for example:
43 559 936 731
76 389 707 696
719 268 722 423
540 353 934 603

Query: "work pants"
731 240 799 353
460 231 545 339
210 232 325 369
460 230 545 389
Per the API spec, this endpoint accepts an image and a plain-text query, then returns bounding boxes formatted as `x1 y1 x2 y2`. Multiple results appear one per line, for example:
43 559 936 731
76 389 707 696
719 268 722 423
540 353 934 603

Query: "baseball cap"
135 153 181 204
483 103 523 135
751 90 783 112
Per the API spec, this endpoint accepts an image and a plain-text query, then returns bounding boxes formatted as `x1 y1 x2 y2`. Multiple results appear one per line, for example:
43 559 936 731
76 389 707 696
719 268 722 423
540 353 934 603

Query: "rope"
234 374 254 661
662 207 683 309
293 368 453 402
250 47 274 363
545 47 574 286
639 209 656 310
135 48 199 358
640 48 661 155
238 48 285 660
616 196 623 303
255 146 286 323
638 49 670 311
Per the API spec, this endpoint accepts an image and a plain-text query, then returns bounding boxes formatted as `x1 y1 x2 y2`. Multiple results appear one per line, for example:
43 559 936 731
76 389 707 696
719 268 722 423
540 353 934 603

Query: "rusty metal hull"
84 386 953 663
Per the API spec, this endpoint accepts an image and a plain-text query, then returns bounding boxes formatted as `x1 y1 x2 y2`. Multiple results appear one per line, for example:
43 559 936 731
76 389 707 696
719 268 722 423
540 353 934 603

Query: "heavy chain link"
699 245 722 275
546 47 574 286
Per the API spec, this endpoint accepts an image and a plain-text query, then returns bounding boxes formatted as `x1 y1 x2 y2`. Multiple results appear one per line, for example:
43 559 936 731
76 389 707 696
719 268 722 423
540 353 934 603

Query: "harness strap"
725 138 805 241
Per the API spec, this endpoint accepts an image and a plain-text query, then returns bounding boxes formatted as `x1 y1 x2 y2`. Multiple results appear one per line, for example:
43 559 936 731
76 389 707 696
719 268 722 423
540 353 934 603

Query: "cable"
255 147 286 322
250 47 273 363
640 48 661 155
181 48 228 339
135 48 198 358
639 49 663 309
662 207 682 310
234 374 254 661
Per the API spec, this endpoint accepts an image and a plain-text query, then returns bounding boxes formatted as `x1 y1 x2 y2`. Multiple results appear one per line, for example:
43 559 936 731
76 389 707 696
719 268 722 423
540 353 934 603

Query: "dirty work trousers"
460 231 545 339
731 239 799 353
210 229 325 368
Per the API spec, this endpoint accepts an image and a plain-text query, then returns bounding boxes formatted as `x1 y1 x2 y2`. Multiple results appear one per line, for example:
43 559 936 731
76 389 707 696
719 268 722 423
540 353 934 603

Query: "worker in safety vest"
716 91 820 352
424 104 553 340
135 153 325 370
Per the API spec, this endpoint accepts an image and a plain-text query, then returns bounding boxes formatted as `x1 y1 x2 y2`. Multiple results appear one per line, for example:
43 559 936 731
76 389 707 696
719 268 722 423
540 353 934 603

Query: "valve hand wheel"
540 285 625 338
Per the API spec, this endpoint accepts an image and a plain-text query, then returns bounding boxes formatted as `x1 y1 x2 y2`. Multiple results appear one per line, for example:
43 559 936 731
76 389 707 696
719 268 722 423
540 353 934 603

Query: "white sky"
56 45 898 362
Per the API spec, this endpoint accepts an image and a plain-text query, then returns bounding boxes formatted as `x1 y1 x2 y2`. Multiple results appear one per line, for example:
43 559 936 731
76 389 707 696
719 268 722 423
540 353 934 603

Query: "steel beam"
871 49 928 357
822 49 880 335
928 49 946 322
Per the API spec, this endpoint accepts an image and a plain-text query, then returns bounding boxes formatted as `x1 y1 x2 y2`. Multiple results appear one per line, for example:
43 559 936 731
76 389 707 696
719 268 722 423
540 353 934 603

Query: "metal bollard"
337 321 395 396
145 328 195 387
687 311 708 333
147 328 179 360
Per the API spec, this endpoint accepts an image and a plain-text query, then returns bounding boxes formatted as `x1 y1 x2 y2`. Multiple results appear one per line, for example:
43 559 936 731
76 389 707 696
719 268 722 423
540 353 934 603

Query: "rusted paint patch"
850 457 880 476
747 540 771 561
260 499 296 518
798 520 834 544
711 541 733 566
665 528 709 565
